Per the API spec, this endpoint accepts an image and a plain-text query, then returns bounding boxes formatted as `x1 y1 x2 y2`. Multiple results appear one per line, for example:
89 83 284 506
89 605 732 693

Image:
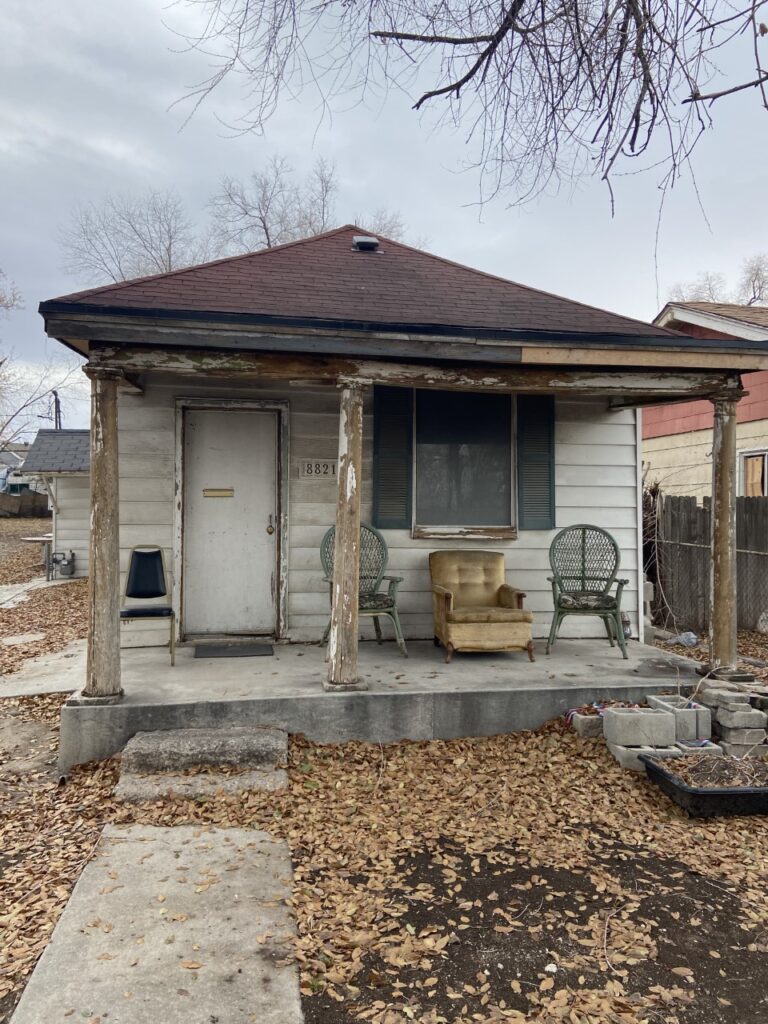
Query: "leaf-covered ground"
3 699 768 1024
657 631 768 684
0 516 87 676
0 579 87 676
0 518 51 586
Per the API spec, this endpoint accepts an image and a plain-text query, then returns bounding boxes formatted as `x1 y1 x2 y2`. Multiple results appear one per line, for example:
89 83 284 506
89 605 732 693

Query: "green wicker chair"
546 525 629 659
320 523 407 656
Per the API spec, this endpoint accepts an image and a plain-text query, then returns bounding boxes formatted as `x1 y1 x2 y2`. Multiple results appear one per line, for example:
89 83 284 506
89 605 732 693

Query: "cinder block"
647 695 710 741
571 713 603 738
602 708 676 747
717 728 767 745
716 707 768 729
699 688 750 707
608 742 682 772
675 741 723 756
719 741 768 759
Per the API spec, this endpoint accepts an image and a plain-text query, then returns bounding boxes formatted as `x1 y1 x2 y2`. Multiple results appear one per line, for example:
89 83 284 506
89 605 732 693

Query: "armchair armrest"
432 584 454 608
431 584 454 636
382 574 404 599
498 584 526 609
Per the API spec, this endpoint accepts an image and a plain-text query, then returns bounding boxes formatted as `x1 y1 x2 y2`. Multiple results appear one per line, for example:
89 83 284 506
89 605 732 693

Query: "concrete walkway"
0 638 85 697
10 824 302 1024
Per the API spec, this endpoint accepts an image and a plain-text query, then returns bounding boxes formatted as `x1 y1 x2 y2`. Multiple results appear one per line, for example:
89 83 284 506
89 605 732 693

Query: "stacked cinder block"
646 694 712 746
603 707 681 772
697 685 768 758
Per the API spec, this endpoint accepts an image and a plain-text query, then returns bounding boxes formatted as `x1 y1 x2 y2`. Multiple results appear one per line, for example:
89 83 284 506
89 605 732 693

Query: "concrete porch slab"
9 824 301 1024
58 639 700 769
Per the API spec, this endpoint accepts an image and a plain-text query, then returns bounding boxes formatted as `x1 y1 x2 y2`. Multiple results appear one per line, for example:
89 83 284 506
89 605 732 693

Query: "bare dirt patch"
0 518 51 586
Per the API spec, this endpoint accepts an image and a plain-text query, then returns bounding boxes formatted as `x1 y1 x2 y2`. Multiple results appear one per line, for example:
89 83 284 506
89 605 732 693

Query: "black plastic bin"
640 755 768 817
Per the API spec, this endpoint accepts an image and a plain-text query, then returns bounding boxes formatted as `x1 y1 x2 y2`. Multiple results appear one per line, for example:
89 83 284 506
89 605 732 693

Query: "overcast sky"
2 0 768 430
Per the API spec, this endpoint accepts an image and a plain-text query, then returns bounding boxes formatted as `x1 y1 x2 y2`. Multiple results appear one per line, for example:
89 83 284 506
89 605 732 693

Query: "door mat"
194 643 274 659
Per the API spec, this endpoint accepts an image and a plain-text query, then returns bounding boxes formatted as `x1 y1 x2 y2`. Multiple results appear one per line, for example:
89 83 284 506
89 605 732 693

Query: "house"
644 302 768 497
21 429 90 576
37 226 768 762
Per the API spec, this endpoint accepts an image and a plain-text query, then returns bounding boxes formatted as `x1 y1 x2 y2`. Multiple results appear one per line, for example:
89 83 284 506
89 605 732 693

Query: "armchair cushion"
360 592 396 611
447 607 534 625
558 592 617 610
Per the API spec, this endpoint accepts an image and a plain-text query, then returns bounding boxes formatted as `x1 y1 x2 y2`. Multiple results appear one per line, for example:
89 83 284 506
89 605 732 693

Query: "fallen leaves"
4 701 768 1023
0 579 87 675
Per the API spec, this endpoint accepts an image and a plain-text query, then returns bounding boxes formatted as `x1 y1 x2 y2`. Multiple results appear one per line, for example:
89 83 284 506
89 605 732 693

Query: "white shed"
22 429 90 577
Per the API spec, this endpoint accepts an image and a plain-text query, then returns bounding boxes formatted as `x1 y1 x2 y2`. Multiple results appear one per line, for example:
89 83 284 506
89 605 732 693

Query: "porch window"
740 450 768 496
372 387 555 534
415 390 512 527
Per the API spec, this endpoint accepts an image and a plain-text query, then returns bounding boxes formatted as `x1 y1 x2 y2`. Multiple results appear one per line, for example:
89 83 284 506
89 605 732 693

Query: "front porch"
58 638 699 767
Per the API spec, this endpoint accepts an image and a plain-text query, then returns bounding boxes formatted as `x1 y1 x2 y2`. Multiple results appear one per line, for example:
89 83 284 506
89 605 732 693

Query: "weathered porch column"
326 384 368 691
81 367 123 702
708 396 752 681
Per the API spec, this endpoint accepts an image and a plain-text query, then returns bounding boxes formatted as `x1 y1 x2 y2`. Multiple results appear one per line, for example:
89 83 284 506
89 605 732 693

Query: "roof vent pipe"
352 235 380 251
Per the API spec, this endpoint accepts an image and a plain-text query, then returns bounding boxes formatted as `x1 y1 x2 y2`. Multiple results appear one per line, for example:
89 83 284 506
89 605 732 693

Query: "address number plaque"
299 459 337 479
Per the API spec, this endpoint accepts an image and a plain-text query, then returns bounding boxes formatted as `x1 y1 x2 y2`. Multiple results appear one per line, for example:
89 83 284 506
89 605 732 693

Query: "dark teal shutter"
517 395 555 530
373 386 413 529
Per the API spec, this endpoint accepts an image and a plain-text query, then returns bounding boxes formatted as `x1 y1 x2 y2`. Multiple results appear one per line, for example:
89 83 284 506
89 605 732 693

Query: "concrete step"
121 726 288 773
116 766 288 802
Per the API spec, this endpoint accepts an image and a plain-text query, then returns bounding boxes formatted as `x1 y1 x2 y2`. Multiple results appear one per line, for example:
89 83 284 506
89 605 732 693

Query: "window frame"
738 448 768 497
409 389 519 540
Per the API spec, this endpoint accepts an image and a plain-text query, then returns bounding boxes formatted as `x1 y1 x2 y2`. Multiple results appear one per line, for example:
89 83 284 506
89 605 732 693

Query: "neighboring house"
21 429 90 576
0 442 43 494
38 225 768 698
644 302 768 497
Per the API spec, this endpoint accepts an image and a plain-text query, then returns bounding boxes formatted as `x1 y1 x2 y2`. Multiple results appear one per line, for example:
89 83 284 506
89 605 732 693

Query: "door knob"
266 514 275 535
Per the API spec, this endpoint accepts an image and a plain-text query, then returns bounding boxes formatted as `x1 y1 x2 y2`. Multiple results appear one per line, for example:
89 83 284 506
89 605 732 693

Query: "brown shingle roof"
43 225 677 340
672 302 768 330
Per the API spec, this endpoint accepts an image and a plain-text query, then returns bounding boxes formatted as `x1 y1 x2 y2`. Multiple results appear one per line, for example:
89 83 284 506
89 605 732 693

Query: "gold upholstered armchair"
429 550 535 663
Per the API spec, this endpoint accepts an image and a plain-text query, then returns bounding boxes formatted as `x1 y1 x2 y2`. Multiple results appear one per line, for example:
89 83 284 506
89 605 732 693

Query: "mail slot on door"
202 488 235 498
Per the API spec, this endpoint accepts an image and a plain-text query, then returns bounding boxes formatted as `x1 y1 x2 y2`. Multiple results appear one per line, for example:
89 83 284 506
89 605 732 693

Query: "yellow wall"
643 420 768 498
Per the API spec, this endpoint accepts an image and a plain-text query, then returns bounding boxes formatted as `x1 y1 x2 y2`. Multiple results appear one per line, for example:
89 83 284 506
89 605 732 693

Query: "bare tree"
668 271 730 304
60 189 213 284
0 269 22 313
210 157 407 251
669 253 768 306
174 0 768 204
738 253 768 305
0 279 85 449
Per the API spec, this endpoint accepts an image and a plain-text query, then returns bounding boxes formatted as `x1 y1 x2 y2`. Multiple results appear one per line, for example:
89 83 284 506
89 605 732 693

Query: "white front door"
182 409 278 635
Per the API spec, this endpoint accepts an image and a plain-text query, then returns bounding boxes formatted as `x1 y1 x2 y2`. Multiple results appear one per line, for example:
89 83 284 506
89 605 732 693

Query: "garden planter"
640 755 768 817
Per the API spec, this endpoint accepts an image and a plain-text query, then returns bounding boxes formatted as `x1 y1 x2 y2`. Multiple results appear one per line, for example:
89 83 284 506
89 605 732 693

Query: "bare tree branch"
668 253 768 305
209 156 408 251
172 0 768 203
59 190 215 284
0 269 22 313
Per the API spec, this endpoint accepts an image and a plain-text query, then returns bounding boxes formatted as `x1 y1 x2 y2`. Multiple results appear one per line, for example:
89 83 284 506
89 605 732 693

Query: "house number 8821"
299 460 337 478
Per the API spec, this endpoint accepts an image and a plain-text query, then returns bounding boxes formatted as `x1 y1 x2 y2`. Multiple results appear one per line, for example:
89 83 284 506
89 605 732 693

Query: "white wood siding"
52 476 90 577
117 378 640 647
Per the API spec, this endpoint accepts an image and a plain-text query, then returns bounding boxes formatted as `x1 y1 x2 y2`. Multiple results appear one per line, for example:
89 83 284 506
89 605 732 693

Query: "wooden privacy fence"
655 494 768 633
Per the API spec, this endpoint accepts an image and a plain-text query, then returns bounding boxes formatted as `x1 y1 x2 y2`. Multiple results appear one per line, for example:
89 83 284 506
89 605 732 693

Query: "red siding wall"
642 323 768 439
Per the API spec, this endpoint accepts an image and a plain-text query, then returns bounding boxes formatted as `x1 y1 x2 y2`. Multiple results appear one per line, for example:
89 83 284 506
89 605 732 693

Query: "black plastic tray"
639 755 768 817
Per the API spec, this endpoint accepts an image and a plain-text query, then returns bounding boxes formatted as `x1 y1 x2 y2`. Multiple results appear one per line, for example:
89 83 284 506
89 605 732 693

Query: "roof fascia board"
41 310 768 362
655 303 768 342
41 302 687 349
